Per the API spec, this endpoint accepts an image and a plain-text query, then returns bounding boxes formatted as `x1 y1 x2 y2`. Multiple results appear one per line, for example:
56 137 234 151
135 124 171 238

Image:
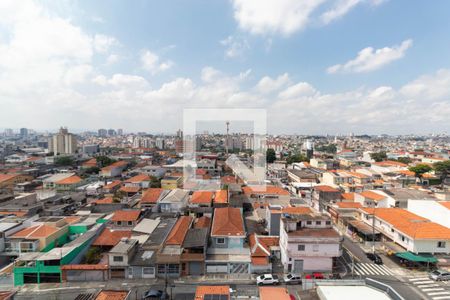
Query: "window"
325 221 331 225
437 241 446 248
313 245 319 252
315 221 321 225
113 256 123 262
217 238 225 244
306 221 312 225
298 245 305 251
401 236 405 242
127 221 133 226
117 221 122 226
391 228 394 233
142 267 154 275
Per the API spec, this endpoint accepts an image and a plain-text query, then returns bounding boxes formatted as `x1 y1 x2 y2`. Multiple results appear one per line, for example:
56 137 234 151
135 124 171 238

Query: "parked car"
257 274 280 285
142 289 168 300
429 270 450 281
305 272 324 280
366 253 383 265
284 273 302 285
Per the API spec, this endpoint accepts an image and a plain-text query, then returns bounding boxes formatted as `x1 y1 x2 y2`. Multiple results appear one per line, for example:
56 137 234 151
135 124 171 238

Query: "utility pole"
225 121 230 156
372 209 376 254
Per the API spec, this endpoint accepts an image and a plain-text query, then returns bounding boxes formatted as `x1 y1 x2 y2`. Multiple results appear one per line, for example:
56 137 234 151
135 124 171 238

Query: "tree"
370 151 387 162
54 156 74 166
149 176 161 188
96 155 116 167
84 247 102 264
286 153 309 164
396 157 412 164
316 144 337 154
434 160 450 188
266 148 276 163
409 164 432 184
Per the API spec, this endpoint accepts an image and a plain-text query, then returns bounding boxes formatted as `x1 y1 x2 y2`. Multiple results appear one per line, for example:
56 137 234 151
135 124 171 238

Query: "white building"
279 207 342 273
48 127 77 155
407 200 450 228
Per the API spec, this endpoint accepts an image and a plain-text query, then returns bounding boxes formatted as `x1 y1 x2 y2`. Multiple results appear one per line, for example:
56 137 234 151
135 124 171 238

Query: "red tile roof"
191 191 213 204
242 185 289 196
259 287 290 300
111 210 140 222
141 188 163 204
195 286 230 300
96 290 129 300
359 190 386 201
335 202 362 209
438 201 450 210
119 186 140 193
125 174 150 183
315 185 340 193
165 216 193 245
282 206 313 215
0 174 18 183
94 197 114 204
103 180 122 189
214 190 228 204
55 175 82 185
194 216 211 229
11 224 59 239
341 192 355 201
92 228 132 247
360 207 450 239
211 207 244 236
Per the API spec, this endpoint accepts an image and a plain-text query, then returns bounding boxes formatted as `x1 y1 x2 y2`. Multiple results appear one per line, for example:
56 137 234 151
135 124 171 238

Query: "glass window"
315 221 321 225
127 221 133 226
306 221 312 225
298 245 305 251
113 256 123 262
217 238 225 244
437 241 446 248
143 267 154 275
325 221 331 225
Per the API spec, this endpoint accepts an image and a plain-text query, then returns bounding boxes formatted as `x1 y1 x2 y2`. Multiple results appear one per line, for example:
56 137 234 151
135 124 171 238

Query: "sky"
0 0 450 135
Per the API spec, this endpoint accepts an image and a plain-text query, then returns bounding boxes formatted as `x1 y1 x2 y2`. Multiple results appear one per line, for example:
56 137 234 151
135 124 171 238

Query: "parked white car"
256 274 280 285
430 270 450 281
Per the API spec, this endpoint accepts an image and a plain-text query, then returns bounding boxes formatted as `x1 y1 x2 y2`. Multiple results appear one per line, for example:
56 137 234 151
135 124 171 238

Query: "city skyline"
1 1 450 134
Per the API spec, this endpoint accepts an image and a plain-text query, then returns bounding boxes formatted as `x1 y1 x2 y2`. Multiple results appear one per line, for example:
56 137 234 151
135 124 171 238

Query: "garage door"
206 265 227 273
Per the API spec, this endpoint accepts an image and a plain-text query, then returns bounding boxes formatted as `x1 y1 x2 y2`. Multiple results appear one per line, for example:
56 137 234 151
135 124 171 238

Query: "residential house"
213 190 228 207
195 286 230 300
355 190 393 208
359 207 450 254
206 207 251 274
249 234 279 274
156 216 193 277
108 238 139 278
55 175 83 191
100 161 127 177
158 189 189 213
42 173 75 189
111 210 142 228
408 200 450 228
312 185 341 212
140 188 168 210
280 208 342 273
0 174 33 191
101 180 122 194
161 176 183 190
124 174 151 189
92 228 132 250
259 287 290 300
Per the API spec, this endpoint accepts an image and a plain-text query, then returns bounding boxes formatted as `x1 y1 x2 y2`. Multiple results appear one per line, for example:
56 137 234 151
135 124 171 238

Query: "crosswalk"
349 263 395 276
408 276 450 300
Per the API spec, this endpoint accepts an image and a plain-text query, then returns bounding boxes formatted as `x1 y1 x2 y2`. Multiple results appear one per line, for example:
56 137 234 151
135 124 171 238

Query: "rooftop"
211 207 244 237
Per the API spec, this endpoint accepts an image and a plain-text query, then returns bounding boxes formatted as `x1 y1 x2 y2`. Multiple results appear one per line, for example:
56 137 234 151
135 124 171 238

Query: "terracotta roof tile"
214 190 228 204
92 228 132 247
141 188 163 204
242 185 289 196
195 286 230 299
314 185 340 193
125 174 150 183
194 216 211 229
341 192 355 201
211 207 244 236
95 290 129 300
359 190 386 201
259 287 290 300
111 210 140 222
55 175 82 185
165 216 192 245
191 191 213 204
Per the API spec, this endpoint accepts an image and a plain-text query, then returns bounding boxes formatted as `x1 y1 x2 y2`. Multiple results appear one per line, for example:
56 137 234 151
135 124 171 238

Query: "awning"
395 252 437 263
348 220 380 235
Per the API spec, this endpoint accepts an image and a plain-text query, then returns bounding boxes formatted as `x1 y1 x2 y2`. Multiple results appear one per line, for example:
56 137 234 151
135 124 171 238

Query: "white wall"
407 200 450 228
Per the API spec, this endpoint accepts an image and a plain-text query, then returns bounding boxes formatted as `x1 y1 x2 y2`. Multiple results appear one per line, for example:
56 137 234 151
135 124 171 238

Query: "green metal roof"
395 251 437 263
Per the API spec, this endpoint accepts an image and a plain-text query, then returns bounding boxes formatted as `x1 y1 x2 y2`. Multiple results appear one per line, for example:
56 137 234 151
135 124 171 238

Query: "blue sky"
1 0 450 134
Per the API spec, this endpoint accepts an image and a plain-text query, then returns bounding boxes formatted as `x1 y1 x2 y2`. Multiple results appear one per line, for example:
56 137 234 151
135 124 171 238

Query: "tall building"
108 129 116 136
156 138 165 150
3 129 13 137
117 129 123 136
98 129 107 137
20 128 28 137
48 127 77 155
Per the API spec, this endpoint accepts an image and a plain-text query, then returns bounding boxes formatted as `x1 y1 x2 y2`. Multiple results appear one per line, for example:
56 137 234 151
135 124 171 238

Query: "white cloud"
400 69 450 100
320 0 361 25
220 35 250 58
140 49 174 74
106 54 119 65
232 0 326 36
255 73 291 94
327 39 413 74
92 74 148 87
278 82 317 98
94 34 118 53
